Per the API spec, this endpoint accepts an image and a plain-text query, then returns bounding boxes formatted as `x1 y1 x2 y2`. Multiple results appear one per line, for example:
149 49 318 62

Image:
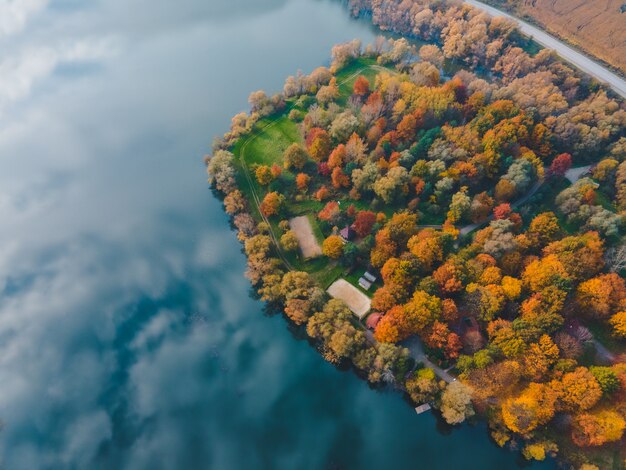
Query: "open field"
289 216 322 258
482 0 626 76
327 279 371 319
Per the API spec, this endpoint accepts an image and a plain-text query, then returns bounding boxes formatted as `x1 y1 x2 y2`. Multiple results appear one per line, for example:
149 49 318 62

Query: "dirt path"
401 336 455 384
591 339 616 364
363 330 456 383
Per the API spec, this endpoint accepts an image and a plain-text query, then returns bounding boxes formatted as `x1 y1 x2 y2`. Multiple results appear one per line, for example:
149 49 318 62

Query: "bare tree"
606 242 626 273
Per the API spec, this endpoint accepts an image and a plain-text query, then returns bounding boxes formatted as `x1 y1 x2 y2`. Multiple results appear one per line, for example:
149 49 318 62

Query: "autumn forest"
207 0 626 467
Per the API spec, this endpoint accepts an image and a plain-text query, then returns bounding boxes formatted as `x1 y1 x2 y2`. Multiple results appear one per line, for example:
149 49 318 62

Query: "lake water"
0 0 556 468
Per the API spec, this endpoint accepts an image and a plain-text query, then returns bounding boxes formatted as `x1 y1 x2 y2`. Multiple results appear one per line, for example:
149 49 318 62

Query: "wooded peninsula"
207 1 626 467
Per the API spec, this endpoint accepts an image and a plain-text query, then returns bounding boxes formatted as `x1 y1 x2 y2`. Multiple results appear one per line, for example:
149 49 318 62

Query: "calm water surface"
0 0 555 468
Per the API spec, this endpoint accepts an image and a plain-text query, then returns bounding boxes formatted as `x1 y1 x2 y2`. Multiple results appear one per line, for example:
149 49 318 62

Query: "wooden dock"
414 403 432 415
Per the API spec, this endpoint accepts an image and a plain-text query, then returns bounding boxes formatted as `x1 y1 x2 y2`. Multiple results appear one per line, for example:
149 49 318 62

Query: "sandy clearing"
327 279 371 319
289 216 322 258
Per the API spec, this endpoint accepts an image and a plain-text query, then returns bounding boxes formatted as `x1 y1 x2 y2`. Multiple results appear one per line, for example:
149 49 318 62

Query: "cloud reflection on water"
0 1 556 469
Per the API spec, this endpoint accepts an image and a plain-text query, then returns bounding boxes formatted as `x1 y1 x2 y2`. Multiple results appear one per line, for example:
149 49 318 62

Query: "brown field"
327 279 371 319
289 216 322 259
487 0 626 75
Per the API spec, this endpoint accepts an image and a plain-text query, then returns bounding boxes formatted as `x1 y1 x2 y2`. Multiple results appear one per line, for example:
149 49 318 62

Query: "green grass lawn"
335 57 377 82
344 269 380 299
335 57 381 104
306 213 325 244
230 58 397 279
594 190 617 212
290 199 324 216
314 263 346 289
242 115 301 167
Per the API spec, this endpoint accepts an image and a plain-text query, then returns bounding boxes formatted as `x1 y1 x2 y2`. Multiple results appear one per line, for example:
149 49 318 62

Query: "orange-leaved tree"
322 235 344 259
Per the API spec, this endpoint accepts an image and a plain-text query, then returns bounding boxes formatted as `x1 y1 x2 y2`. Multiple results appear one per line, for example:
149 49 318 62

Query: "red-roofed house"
339 225 356 242
366 312 382 330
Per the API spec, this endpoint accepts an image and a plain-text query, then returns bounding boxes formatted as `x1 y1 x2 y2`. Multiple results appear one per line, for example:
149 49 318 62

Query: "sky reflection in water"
0 1 556 468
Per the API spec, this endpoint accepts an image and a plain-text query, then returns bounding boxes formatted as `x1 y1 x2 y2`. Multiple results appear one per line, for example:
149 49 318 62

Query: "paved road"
564 165 592 184
459 177 544 236
364 330 455 383
458 165 592 236
401 336 455 383
591 339 616 365
464 0 626 99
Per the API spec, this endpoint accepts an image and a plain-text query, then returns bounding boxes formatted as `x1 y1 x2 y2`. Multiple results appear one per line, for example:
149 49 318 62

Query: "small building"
358 277 373 290
366 312 382 330
363 271 377 283
339 225 356 242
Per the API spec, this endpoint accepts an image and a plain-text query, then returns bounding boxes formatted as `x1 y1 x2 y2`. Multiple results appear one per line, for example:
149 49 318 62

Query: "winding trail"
464 0 626 99
458 165 592 236
459 177 544 236
401 336 455 383
591 339 616 364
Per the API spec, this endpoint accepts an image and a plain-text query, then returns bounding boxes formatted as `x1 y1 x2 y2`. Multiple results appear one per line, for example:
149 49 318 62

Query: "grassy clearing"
594 190 616 212
290 199 324 216
231 59 397 284
336 58 380 104
335 57 377 82
314 263 346 290
306 214 325 244
243 115 301 167
343 270 380 299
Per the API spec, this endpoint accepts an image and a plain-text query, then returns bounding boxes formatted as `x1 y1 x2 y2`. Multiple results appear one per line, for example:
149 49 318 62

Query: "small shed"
339 225 356 242
366 312 382 329
358 277 373 290
363 271 377 283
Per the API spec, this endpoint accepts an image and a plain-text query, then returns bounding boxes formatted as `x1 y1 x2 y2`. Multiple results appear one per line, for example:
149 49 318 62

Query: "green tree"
406 368 439 404
283 143 309 170
589 366 620 395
